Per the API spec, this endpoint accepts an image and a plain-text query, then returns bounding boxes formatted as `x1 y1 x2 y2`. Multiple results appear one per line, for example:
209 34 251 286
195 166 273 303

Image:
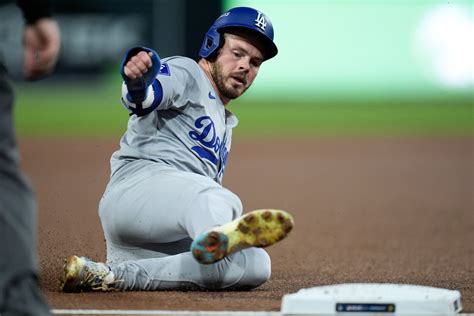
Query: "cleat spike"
244 214 256 224
238 222 250 233
262 211 273 221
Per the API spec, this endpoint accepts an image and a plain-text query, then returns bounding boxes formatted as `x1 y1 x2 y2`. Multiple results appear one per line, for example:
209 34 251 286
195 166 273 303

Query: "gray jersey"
111 56 238 184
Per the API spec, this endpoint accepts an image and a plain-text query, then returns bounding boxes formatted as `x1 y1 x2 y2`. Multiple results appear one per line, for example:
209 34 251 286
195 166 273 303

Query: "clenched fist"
123 51 154 80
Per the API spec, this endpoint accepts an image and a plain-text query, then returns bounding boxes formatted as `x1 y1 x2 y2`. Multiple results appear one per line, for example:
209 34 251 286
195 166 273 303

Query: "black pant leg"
0 62 50 316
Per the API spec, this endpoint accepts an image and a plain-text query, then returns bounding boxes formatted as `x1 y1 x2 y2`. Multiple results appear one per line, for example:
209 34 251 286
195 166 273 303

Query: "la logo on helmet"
254 12 267 31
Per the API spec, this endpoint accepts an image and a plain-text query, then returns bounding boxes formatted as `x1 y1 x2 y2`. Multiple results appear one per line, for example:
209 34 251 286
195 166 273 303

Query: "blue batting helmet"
199 7 278 61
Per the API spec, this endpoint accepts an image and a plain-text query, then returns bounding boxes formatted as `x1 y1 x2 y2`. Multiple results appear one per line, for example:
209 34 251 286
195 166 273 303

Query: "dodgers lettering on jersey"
189 116 225 165
188 115 230 179
113 56 238 184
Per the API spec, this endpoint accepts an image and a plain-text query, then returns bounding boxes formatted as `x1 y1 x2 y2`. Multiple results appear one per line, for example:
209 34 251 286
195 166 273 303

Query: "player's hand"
23 18 61 81
123 51 154 80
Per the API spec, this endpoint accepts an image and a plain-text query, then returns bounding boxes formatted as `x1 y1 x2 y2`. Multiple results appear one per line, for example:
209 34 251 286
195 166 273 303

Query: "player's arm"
120 47 163 116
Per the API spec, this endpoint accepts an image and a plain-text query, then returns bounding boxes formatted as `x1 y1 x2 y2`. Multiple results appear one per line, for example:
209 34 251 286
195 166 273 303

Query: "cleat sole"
191 209 294 264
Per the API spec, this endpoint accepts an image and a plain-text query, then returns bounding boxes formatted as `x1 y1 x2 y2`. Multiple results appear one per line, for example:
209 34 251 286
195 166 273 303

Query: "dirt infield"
18 136 473 312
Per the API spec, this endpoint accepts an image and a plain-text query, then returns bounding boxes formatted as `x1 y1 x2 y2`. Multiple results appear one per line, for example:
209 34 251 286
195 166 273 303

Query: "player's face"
210 33 264 102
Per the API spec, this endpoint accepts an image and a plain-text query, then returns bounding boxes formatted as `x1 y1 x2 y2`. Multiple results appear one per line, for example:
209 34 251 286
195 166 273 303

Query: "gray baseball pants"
99 161 271 290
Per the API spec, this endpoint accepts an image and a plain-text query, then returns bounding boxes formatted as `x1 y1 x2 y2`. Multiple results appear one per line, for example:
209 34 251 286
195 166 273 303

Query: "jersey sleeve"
154 57 202 110
121 56 201 116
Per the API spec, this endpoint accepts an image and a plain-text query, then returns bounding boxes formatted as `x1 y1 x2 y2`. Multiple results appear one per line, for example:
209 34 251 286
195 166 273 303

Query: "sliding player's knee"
199 248 271 290
237 248 271 289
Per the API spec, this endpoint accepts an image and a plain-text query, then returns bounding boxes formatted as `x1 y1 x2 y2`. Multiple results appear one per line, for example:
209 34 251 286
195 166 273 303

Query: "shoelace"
81 266 123 291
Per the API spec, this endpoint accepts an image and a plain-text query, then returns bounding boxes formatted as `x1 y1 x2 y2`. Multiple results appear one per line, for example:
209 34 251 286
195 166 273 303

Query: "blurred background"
1 0 472 138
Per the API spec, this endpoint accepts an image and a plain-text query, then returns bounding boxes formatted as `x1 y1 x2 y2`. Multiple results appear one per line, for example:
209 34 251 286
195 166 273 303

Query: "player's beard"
210 61 249 100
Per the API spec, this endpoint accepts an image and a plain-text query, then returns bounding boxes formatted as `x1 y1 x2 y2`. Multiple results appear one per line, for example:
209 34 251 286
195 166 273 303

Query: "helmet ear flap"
205 36 214 49
199 28 221 59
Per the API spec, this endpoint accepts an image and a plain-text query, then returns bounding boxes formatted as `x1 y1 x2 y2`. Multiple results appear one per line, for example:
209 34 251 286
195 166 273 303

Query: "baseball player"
61 6 294 292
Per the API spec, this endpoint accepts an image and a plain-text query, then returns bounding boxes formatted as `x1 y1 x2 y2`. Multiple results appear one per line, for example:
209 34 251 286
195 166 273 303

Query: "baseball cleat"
191 209 294 264
60 255 118 292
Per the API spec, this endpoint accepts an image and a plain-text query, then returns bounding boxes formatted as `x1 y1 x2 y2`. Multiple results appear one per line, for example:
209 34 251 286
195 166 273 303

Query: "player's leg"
101 169 270 290
110 247 271 290
61 247 271 291
98 163 242 264
0 65 50 315
62 163 271 291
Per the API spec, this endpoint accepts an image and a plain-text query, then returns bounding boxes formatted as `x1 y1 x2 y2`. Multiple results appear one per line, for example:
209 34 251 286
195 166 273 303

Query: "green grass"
15 86 129 138
231 97 473 137
14 85 473 138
